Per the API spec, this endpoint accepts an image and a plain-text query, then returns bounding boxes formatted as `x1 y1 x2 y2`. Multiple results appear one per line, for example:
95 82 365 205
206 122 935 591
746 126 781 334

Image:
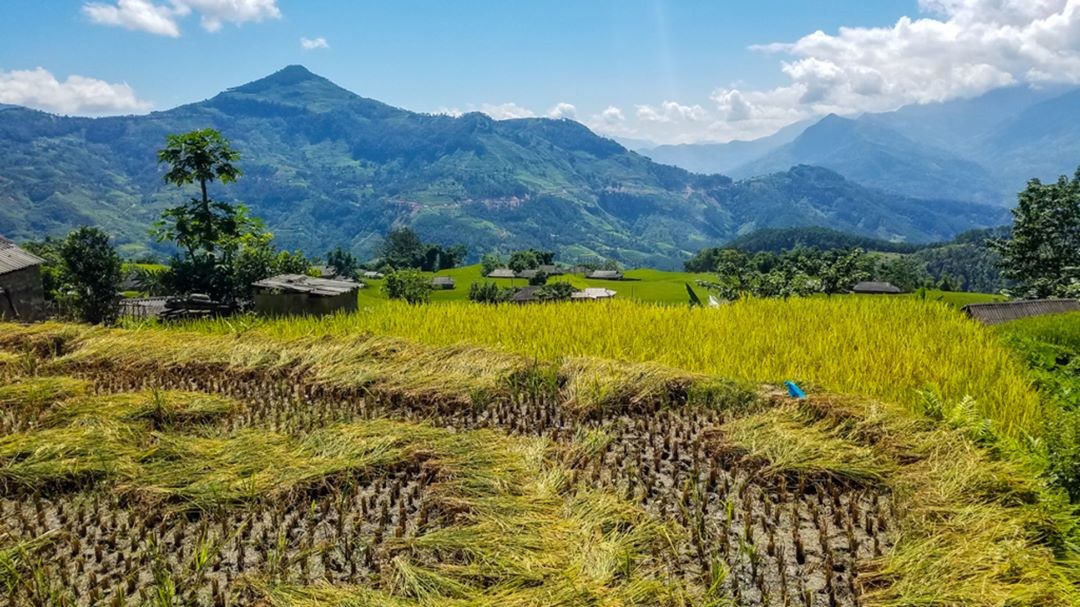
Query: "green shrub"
383 269 431 304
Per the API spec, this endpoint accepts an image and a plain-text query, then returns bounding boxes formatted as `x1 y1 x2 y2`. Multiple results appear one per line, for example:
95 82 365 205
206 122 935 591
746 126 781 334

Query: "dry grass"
714 395 1080 607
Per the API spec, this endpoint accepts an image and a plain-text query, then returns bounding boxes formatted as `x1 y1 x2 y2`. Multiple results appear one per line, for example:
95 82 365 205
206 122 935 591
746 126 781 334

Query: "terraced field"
0 300 1077 606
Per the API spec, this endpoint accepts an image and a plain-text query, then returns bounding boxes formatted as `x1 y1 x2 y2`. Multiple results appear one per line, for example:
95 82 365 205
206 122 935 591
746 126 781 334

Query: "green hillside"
0 66 1007 268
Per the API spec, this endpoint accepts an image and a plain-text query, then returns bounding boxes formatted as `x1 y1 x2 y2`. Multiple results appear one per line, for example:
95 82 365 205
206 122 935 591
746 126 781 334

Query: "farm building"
313 265 337 279
585 270 624 280
432 276 455 290
572 287 617 301
251 274 362 316
362 271 384 279
486 268 517 279
963 299 1079 326
0 236 46 322
539 264 564 275
509 285 542 304
852 281 901 294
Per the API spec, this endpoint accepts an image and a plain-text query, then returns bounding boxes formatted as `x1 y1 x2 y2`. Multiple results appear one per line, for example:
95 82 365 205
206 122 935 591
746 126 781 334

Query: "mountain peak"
229 65 337 94
207 65 379 114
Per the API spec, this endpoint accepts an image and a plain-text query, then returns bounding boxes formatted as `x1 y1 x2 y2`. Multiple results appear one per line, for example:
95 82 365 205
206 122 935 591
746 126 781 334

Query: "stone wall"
0 265 46 322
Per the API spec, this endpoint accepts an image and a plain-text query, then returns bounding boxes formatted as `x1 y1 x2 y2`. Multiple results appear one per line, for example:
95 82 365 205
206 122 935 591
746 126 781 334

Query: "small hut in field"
486 268 517 279
571 287 617 301
0 236 46 322
585 270 624 280
252 274 362 316
431 276 456 290
852 281 901 295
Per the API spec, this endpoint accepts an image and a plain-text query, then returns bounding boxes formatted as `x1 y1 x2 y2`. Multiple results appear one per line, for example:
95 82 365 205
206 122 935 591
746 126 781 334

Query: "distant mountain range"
640 84 1080 207
0 66 1008 268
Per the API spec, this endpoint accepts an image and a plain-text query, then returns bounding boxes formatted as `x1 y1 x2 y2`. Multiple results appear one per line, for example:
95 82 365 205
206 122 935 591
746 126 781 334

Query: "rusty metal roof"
962 299 1080 325
0 236 45 276
252 274 362 296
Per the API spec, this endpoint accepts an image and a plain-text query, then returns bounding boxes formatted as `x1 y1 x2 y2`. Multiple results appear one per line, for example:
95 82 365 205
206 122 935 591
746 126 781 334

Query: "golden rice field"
171 298 1046 441
0 317 1076 607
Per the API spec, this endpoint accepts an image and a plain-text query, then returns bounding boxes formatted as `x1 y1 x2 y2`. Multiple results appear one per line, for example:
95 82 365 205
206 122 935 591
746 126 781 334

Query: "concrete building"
0 237 46 322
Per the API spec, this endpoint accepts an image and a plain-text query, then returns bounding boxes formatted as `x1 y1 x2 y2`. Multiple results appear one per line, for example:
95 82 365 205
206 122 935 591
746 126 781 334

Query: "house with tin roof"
0 236 46 322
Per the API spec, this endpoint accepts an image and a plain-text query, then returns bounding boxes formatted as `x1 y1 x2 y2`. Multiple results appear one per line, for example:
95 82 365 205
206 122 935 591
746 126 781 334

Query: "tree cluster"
383 269 431 304
152 129 312 302
993 170 1080 299
692 248 873 300
379 228 466 272
480 249 555 275
24 228 123 325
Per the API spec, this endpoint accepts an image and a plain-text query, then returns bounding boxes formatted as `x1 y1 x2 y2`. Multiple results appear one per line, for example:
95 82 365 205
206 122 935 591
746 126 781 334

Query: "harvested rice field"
1 303 1078 606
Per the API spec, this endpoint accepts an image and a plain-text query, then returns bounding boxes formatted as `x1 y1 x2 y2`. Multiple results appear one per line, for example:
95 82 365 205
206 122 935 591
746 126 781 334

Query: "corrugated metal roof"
572 287 616 300
252 274 362 296
962 299 1080 326
586 270 623 280
0 236 45 275
486 268 516 278
852 281 901 294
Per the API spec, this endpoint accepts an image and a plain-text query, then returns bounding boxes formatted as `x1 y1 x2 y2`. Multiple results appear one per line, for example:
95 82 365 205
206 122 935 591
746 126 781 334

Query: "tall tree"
379 228 426 269
326 246 359 279
154 129 265 301
59 227 122 325
994 171 1080 298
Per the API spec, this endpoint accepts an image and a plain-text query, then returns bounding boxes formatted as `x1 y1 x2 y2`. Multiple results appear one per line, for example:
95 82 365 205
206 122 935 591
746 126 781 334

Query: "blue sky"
2 1 1078 143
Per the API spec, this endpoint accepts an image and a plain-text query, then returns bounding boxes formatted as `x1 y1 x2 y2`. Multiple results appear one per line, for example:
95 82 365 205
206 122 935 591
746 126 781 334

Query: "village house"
0 236 47 322
571 287 617 301
585 270 624 280
852 281 901 295
251 274 362 316
509 285 542 304
432 276 455 290
486 268 517 279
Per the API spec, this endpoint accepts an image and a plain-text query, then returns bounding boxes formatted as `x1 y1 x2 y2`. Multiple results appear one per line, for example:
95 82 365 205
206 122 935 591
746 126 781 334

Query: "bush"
384 269 431 304
536 281 575 301
59 227 123 325
469 281 512 303
1046 409 1080 502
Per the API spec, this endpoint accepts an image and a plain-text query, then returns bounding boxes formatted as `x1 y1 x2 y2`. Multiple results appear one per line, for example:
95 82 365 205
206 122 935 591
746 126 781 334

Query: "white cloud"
301 37 329 50
580 0 1080 144
725 0 1080 132
477 102 535 120
83 0 280 36
546 102 577 119
596 106 625 124
83 0 180 37
0 67 152 116
636 101 707 123
433 102 537 120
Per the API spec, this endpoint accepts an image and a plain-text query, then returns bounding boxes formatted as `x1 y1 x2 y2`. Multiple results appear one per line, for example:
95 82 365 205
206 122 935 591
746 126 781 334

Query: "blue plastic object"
785 381 806 399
